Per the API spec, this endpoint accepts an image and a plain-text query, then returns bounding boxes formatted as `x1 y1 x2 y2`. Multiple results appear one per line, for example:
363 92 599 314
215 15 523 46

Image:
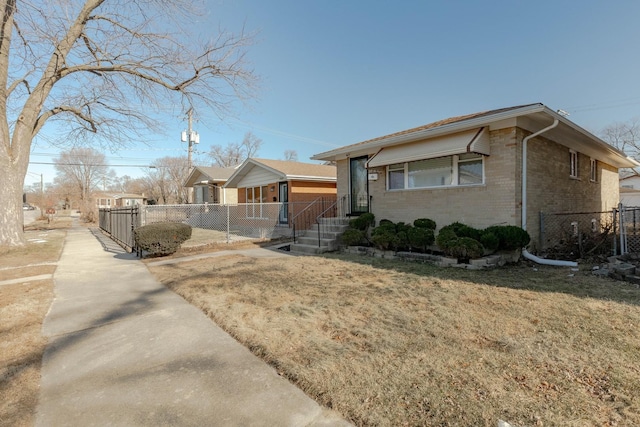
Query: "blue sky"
26 0 640 187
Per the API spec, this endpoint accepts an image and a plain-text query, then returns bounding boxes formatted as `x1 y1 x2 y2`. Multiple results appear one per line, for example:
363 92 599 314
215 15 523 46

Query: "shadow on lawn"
322 252 640 307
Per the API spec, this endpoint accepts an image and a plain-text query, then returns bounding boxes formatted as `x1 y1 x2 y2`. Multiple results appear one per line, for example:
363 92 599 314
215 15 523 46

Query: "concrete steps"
290 218 350 254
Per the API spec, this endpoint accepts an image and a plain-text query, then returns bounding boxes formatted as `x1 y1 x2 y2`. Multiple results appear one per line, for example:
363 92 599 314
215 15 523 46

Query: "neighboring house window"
590 158 597 182
387 153 484 190
569 150 578 178
246 186 268 218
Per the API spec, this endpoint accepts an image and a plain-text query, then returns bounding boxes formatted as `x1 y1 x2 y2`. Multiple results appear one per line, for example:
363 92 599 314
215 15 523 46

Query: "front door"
278 182 289 224
349 156 369 214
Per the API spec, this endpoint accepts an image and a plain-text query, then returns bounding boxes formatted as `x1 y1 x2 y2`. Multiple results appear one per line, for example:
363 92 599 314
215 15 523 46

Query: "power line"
29 161 158 168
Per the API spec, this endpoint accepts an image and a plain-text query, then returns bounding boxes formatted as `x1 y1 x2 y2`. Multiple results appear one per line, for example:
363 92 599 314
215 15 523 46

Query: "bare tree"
0 0 257 246
53 147 111 218
142 156 188 204
283 149 298 161
601 119 640 158
209 131 262 167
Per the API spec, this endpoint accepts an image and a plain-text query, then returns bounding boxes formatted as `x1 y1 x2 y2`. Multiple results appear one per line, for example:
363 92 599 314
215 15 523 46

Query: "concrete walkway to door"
36 222 350 426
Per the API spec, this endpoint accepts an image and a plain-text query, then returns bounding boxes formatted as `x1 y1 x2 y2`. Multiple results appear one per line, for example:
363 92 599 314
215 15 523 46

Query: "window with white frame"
246 186 269 218
569 150 578 178
590 158 597 182
387 153 484 190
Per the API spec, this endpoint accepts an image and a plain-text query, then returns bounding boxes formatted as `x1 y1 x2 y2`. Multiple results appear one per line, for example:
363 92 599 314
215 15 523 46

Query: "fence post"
226 204 230 244
619 203 626 255
613 207 618 256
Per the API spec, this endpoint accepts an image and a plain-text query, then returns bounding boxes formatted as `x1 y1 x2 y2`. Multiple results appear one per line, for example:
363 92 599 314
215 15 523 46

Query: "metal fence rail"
99 206 140 252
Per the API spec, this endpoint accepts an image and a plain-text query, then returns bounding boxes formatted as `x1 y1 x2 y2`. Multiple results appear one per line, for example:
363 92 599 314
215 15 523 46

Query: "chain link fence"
539 210 616 260
141 202 317 244
616 205 640 254
539 206 640 260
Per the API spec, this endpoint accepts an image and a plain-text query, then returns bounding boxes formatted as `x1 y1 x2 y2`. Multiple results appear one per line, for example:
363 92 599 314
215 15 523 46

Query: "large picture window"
387 153 484 190
246 185 269 218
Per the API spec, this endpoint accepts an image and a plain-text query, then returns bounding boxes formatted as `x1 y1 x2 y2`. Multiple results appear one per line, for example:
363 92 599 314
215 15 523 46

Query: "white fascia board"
285 175 337 182
312 104 547 161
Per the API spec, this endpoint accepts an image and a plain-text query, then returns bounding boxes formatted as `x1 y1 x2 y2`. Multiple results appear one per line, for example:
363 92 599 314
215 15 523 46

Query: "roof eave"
311 104 548 161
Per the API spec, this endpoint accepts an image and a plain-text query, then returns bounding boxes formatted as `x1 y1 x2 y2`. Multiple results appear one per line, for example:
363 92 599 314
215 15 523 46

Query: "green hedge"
435 222 531 261
134 222 192 257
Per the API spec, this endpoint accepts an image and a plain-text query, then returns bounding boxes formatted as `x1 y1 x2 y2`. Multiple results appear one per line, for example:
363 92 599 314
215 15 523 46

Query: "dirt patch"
149 252 640 426
0 217 69 426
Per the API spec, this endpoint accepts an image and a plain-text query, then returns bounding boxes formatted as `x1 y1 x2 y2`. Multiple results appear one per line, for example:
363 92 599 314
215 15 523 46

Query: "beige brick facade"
336 126 620 252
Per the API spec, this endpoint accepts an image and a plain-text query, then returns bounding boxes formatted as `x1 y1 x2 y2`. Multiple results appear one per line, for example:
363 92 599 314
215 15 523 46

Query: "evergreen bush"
484 225 531 250
407 227 435 251
413 218 436 230
134 222 192 257
341 228 366 246
349 212 375 231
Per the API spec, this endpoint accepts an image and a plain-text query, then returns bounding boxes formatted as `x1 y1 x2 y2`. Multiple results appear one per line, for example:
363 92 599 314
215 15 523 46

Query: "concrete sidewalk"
36 224 350 426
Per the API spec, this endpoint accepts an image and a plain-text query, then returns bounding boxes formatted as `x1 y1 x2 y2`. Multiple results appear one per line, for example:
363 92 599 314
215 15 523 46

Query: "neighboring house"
183 166 238 204
311 103 638 252
224 158 337 224
620 171 640 206
95 192 146 208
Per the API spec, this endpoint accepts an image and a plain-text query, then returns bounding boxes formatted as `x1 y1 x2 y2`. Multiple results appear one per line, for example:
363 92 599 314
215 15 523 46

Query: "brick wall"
526 130 619 249
335 126 619 252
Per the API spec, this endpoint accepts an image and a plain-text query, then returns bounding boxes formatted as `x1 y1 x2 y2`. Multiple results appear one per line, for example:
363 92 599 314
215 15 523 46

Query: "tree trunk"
0 152 27 246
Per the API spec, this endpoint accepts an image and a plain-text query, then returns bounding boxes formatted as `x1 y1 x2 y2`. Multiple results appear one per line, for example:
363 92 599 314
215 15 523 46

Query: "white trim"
570 150 578 178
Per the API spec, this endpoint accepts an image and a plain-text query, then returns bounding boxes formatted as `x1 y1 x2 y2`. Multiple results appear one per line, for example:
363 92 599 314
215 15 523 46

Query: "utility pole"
40 174 44 216
181 108 199 203
187 108 193 174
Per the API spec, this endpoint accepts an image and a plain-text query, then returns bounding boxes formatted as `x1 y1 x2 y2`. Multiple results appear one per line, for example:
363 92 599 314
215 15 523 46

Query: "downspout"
520 119 578 267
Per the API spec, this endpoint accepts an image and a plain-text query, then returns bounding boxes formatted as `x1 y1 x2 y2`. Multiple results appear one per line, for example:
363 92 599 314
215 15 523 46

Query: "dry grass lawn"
0 216 70 427
149 252 640 427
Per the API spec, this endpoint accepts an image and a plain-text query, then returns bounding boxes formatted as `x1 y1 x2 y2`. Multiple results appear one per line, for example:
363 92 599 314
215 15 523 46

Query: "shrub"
408 227 435 251
455 225 483 241
349 213 375 231
484 225 531 250
480 231 500 252
134 222 192 256
413 218 436 230
379 219 394 227
372 221 397 236
436 222 487 260
371 229 400 251
341 228 366 246
435 227 458 252
447 237 485 260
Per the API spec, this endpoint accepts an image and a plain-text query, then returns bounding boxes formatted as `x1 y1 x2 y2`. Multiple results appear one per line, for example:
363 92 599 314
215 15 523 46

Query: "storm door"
349 156 369 214
278 182 289 224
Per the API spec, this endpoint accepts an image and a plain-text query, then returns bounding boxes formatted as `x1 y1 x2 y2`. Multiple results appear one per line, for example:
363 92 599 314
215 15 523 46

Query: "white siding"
237 168 281 188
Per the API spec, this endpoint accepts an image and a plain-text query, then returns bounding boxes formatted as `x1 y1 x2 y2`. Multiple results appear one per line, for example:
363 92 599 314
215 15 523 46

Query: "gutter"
520 119 578 267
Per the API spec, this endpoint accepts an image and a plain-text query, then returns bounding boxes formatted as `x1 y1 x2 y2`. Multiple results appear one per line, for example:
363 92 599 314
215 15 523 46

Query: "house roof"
311 103 639 169
224 158 336 188
184 166 238 187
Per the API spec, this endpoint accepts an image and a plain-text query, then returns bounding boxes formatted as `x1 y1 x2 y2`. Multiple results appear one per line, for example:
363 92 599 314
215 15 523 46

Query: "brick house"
311 103 638 252
224 158 336 225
